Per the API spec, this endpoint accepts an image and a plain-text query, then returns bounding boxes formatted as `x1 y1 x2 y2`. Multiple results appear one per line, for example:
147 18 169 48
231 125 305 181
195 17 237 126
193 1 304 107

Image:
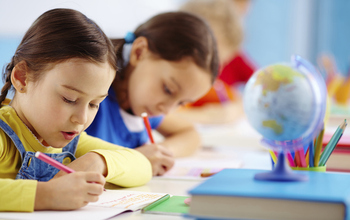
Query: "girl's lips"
61 131 78 140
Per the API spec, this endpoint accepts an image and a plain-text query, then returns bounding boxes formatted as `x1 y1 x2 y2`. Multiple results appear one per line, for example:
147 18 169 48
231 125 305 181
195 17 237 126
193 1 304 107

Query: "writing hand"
136 144 175 176
35 171 105 210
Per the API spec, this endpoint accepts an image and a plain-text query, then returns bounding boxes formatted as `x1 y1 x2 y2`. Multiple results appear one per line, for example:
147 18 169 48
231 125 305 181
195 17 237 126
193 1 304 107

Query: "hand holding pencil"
34 152 106 210
138 113 175 176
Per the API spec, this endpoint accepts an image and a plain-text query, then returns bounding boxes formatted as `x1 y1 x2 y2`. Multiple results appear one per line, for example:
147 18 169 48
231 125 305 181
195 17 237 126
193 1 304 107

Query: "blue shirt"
86 88 163 149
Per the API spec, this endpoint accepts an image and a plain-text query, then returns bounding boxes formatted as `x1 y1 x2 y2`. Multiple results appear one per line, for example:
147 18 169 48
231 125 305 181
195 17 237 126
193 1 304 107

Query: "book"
188 169 350 220
142 195 190 216
325 148 350 172
0 190 168 220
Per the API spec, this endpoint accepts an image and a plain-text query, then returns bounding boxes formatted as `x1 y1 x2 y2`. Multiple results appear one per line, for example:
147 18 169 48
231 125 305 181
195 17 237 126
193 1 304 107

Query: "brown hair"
180 0 243 53
1 8 117 106
111 11 219 82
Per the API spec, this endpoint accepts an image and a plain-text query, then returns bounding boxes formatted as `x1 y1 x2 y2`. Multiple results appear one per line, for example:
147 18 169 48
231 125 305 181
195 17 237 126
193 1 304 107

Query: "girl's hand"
54 152 107 178
35 171 105 210
135 144 175 176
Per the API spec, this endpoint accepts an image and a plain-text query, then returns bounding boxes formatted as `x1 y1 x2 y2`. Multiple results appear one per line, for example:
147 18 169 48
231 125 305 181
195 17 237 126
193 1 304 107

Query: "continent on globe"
254 65 303 96
262 120 283 134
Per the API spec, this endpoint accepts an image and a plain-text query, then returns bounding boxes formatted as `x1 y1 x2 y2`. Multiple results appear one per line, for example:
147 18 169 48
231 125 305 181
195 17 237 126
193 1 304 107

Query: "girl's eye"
89 103 99 109
163 84 172 95
63 97 76 104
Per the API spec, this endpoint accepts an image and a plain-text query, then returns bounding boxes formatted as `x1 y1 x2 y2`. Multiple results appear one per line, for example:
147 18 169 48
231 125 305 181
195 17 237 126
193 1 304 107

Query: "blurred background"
1 0 350 87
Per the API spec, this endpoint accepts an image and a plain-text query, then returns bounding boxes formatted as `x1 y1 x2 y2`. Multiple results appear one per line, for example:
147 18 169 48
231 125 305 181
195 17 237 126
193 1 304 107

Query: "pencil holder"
291 166 326 172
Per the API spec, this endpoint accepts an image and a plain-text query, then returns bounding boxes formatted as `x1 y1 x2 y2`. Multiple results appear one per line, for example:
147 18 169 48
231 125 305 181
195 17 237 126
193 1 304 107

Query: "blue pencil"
319 119 347 166
309 140 314 167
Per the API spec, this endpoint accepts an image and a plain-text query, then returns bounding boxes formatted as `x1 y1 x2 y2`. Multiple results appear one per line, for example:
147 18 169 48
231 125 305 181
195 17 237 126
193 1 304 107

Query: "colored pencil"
298 148 307 167
35 152 106 191
294 150 301 167
141 112 155 143
269 150 277 165
286 151 295 167
319 119 347 166
35 151 75 173
309 140 314 167
200 172 219 178
314 126 325 167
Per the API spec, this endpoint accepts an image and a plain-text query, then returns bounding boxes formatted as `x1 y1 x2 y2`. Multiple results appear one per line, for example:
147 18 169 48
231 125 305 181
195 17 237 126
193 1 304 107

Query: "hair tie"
124 32 136 44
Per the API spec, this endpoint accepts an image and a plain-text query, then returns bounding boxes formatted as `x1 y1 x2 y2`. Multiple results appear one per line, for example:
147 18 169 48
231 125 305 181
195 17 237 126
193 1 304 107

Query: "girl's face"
128 56 212 117
12 58 115 148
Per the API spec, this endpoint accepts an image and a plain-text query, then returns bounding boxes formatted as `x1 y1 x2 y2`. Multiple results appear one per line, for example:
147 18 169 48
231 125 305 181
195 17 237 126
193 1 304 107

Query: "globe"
243 55 327 181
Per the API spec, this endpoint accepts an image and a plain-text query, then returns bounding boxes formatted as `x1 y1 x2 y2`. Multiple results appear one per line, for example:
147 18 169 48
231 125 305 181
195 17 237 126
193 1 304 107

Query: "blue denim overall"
0 119 79 181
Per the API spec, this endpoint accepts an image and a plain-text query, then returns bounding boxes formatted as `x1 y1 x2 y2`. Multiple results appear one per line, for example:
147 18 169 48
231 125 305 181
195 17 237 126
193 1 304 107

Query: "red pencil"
35 151 75 173
141 112 155 143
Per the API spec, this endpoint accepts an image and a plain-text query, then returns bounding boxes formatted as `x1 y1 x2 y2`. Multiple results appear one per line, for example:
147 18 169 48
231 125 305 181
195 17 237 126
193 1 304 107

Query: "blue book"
188 169 350 220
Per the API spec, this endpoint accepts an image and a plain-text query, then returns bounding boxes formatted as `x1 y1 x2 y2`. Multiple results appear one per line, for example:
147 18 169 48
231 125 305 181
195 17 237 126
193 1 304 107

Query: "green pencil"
318 119 347 166
142 194 170 212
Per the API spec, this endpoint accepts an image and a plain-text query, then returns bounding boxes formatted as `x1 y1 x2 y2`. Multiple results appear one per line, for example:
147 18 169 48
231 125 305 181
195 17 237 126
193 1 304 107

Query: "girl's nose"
157 100 177 115
71 107 88 125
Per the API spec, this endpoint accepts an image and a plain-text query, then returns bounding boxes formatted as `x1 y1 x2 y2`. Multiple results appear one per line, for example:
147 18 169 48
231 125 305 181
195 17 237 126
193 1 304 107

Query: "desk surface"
111 115 350 219
110 118 272 219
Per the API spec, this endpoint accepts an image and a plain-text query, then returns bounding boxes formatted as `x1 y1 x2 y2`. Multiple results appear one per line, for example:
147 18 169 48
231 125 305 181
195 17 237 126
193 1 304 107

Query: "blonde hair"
180 0 243 53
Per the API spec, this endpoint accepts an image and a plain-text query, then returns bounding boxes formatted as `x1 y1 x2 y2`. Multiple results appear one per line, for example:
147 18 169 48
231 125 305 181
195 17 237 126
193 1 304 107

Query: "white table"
109 118 272 219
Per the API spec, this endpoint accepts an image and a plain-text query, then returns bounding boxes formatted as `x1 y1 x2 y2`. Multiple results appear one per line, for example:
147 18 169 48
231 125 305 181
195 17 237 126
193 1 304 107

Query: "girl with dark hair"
0 8 152 212
86 12 219 176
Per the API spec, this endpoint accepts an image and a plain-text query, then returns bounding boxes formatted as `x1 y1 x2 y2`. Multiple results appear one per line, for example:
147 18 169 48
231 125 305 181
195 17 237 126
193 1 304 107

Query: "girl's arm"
0 179 37 212
71 132 152 187
156 113 201 157
0 173 104 212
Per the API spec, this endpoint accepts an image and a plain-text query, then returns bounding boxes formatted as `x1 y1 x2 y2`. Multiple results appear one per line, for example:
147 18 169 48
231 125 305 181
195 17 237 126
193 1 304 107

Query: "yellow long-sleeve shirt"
0 106 152 212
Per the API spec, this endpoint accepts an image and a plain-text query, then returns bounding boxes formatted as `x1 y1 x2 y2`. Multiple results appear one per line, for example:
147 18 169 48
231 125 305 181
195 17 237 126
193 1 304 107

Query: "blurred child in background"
318 54 350 106
176 0 257 124
85 12 219 176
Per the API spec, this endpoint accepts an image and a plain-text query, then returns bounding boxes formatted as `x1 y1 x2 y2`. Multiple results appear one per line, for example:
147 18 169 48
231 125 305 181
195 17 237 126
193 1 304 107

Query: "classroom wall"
0 0 349 90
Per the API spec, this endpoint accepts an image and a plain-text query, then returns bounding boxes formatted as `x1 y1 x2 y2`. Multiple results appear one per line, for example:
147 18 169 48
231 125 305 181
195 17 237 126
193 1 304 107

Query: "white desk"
110 118 272 219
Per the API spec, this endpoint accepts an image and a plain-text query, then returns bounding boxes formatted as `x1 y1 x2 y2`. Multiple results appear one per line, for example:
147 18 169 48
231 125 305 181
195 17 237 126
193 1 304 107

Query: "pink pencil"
35 151 75 173
141 112 155 143
297 148 307 167
286 151 296 167
35 151 106 191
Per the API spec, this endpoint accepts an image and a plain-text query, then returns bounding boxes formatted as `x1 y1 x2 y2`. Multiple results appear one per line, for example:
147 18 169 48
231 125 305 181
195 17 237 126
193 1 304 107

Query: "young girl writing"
85 12 219 176
0 8 152 212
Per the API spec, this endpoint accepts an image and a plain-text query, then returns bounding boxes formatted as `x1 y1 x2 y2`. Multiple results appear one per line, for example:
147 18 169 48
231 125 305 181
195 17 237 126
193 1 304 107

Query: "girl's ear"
129 36 149 66
11 60 28 93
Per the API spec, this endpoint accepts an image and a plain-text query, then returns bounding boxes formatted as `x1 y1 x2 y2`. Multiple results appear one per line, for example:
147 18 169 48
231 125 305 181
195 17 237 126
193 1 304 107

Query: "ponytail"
0 57 16 107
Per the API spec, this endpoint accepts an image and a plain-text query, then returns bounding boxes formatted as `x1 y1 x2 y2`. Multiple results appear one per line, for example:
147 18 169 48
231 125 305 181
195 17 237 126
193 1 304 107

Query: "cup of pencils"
270 119 347 172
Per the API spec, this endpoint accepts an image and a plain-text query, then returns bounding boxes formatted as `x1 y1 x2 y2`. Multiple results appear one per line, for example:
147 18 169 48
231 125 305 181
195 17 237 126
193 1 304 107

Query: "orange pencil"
142 112 155 143
294 150 301 167
200 172 218 178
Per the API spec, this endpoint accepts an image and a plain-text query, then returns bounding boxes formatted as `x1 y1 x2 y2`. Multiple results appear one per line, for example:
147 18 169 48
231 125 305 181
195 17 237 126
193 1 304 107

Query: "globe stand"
254 151 308 182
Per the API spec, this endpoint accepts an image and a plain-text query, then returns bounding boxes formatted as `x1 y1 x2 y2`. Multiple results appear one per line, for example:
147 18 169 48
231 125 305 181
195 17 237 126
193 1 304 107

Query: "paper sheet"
157 146 244 180
0 190 167 220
